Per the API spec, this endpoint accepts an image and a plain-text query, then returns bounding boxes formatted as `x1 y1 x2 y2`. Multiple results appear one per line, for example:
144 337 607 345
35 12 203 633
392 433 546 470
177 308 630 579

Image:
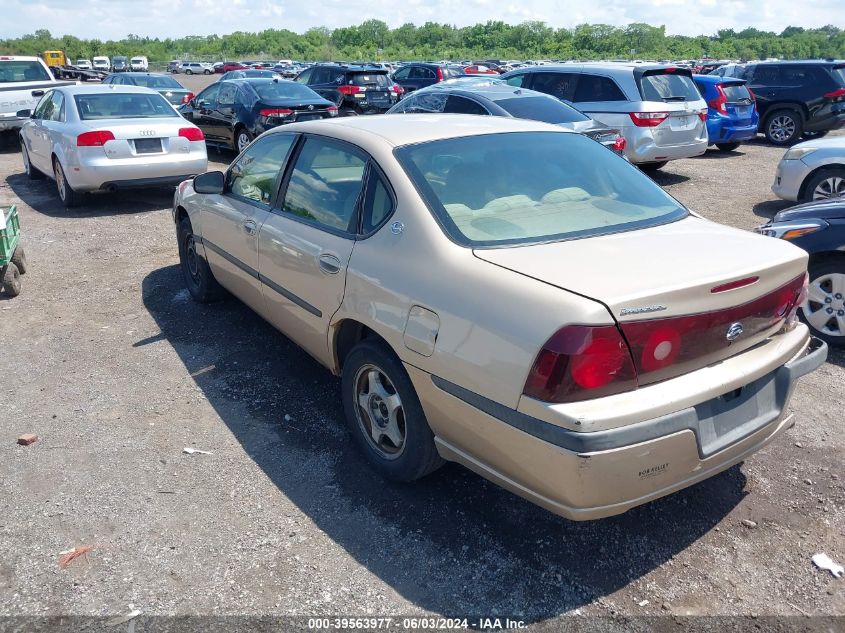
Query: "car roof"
57 84 160 95
267 113 568 148
419 84 550 100
121 72 171 77
692 74 745 84
0 56 42 61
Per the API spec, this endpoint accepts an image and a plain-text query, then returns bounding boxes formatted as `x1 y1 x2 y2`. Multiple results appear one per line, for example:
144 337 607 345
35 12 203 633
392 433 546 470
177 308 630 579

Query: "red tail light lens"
697 108 708 122
337 85 362 95
181 91 194 105
629 111 669 127
327 105 339 117
259 108 293 117
391 83 405 95
76 130 115 146
746 86 756 102
178 127 204 141
708 84 728 114
523 325 638 403
612 135 626 151
823 88 845 100
437 67 444 82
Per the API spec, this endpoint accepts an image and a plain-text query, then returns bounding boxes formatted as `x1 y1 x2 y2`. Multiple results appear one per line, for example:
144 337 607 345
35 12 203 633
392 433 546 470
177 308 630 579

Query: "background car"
179 78 337 153
178 62 213 75
757 198 845 346
18 85 207 208
719 61 845 145
295 64 400 115
102 72 194 107
168 60 181 73
92 56 110 72
111 56 129 72
692 74 759 151
501 63 708 170
75 59 92 70
387 84 626 155
130 56 149 72
772 136 845 202
219 69 281 81
390 63 465 94
464 64 499 75
221 62 248 73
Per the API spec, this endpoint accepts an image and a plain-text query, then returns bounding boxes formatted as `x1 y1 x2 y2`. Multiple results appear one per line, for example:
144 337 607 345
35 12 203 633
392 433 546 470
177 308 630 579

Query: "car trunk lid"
77 119 195 158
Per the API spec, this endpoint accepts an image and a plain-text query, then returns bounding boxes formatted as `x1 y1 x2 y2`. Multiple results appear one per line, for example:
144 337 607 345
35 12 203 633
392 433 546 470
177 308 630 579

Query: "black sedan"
757 198 845 346
387 84 626 155
179 78 337 153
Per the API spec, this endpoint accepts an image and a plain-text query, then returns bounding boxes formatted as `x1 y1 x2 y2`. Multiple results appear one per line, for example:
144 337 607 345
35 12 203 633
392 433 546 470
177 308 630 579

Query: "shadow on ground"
142 264 748 621
752 199 793 220
646 169 690 187
5 173 176 218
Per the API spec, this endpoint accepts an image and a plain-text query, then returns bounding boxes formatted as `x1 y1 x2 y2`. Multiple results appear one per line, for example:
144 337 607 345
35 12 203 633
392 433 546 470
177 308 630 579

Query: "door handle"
31 90 44 97
242 219 256 235
318 254 342 275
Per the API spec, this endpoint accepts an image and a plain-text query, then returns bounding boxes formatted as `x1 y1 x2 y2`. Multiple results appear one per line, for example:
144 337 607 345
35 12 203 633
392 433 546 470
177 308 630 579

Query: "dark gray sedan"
102 72 194 107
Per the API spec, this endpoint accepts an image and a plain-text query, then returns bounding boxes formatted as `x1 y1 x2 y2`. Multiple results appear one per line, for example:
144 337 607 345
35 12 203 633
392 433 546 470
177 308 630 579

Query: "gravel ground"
0 76 842 629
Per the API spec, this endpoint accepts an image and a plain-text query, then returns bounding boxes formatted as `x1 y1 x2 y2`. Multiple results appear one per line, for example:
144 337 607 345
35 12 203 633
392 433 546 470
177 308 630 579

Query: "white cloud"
0 0 840 40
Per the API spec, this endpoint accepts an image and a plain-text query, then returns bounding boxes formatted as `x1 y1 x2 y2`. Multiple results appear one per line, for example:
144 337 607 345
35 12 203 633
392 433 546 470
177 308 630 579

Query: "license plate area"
295 113 321 122
134 138 162 154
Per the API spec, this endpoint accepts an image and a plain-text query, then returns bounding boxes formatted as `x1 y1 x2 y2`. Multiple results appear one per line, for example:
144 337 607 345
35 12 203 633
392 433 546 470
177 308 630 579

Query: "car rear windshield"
639 70 701 102
721 83 752 102
254 82 321 100
348 73 390 87
396 131 686 247
493 96 589 123
131 75 182 89
74 93 179 119
833 65 845 86
0 60 50 83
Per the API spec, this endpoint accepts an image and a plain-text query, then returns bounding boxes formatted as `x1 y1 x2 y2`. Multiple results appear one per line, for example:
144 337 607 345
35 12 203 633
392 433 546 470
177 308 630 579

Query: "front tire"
53 158 82 208
801 259 845 347
341 339 443 482
2 263 21 297
716 142 741 152
234 128 252 153
204 69 212 75
801 167 845 203
186 69 193 75
764 109 803 145
177 216 223 303
21 142 44 179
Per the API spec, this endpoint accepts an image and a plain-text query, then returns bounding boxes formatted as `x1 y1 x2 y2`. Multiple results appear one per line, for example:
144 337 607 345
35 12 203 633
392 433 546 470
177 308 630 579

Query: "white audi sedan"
173 115 826 520
18 85 207 208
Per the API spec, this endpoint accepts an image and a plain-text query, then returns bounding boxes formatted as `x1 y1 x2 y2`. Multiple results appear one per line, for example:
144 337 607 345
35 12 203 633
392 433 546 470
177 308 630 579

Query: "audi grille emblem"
726 322 744 341
139 130 156 137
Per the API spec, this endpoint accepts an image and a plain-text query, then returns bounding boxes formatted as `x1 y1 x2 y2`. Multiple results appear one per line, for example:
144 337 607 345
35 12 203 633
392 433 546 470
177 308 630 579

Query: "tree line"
2 21 843 63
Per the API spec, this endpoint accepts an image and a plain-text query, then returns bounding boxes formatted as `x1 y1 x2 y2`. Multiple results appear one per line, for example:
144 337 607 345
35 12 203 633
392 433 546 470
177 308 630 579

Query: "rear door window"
573 74 627 102
360 167 394 234
405 92 447 113
443 95 489 115
752 65 781 85
218 83 237 106
638 71 700 102
495 96 590 123
530 72 579 101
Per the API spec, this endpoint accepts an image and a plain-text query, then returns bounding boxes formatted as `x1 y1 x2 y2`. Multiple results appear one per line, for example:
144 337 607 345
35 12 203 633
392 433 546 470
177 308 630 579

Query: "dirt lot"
0 74 842 628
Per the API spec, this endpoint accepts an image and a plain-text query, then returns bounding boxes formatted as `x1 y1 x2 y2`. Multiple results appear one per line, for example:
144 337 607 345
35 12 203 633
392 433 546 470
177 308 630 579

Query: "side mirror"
17 109 33 118
193 171 225 195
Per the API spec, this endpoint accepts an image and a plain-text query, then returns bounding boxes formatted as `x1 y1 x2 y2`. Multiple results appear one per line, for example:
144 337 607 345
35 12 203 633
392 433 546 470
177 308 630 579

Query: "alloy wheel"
812 176 845 200
22 145 31 174
54 162 67 201
237 132 251 153
804 273 845 337
768 115 795 143
353 363 406 459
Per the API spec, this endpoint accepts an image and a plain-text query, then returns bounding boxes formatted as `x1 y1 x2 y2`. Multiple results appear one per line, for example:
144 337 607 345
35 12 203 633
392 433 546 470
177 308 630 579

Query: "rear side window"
531 73 579 101
494 96 589 123
0 60 50 83
833 65 845 86
573 74 627 102
638 71 700 102
505 74 526 88
410 67 436 80
752 65 780 84
443 95 488 115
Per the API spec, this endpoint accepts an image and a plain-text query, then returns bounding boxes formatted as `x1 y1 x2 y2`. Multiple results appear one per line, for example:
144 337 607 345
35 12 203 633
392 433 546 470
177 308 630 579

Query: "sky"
1 0 841 40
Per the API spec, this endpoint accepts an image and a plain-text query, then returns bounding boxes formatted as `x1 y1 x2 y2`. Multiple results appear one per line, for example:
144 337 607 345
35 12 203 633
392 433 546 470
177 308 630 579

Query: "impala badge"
726 322 744 341
620 305 667 316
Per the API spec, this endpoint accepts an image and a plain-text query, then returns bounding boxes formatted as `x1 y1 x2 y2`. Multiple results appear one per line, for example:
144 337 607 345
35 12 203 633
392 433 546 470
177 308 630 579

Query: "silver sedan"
772 135 845 203
18 85 208 208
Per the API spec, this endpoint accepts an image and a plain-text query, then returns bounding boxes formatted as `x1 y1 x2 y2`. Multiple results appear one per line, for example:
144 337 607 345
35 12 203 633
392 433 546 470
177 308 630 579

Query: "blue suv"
693 74 759 151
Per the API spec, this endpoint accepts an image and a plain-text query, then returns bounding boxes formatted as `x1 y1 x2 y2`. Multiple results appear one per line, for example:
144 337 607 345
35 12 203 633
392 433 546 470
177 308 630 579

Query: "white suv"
178 62 212 75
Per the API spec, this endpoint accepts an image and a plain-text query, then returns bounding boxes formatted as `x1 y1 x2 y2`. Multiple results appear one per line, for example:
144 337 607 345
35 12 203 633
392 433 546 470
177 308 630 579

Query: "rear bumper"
66 151 208 192
411 330 826 520
803 109 845 133
625 131 708 164
707 119 758 144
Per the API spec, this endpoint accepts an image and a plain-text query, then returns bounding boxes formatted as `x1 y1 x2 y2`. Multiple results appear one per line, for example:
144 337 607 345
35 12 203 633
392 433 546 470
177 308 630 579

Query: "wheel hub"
804 273 845 336
354 364 406 459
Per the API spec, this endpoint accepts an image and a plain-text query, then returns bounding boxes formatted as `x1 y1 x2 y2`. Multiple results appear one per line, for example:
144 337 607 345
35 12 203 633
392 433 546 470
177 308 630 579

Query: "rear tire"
204 69 211 75
341 339 444 482
2 263 21 297
716 142 741 152
801 167 845 203
234 128 252 153
640 161 668 172
21 143 44 180
11 246 27 275
53 158 82 208
177 216 223 303
764 109 803 145
801 258 845 348
186 69 193 75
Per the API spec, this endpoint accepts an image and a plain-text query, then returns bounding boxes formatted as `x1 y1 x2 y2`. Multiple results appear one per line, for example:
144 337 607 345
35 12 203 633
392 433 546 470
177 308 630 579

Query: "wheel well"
764 103 807 127
175 205 190 227
798 163 845 200
808 250 845 270
333 320 390 373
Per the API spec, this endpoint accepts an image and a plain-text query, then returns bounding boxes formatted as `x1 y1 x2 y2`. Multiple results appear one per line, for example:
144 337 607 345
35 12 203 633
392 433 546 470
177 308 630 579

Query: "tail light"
629 111 669 127
708 84 728 114
437 67 444 82
391 83 405 95
523 275 806 403
697 108 708 122
746 87 756 102
259 108 293 117
327 105 339 117
181 91 194 105
338 85 362 95
612 135 626 151
823 88 845 100
785 273 809 330
77 130 114 146
523 325 638 403
178 127 204 141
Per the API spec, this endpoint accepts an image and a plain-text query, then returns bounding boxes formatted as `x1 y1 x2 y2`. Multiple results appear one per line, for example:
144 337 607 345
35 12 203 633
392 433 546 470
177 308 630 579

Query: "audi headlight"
783 147 818 161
